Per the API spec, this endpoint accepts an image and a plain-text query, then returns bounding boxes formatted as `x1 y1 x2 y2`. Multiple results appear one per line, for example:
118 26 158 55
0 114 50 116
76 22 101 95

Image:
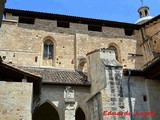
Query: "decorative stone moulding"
64 86 75 104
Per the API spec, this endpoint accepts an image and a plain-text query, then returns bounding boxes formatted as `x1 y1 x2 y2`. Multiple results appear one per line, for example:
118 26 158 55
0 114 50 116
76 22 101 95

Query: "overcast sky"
5 0 160 23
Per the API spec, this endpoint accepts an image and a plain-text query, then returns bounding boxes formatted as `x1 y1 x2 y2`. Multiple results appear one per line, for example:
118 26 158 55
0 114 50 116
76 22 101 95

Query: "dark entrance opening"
76 107 85 120
33 101 60 120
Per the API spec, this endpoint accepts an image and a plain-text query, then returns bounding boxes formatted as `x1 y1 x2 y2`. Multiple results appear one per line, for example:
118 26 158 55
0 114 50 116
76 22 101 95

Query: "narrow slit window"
143 95 147 102
35 56 38 62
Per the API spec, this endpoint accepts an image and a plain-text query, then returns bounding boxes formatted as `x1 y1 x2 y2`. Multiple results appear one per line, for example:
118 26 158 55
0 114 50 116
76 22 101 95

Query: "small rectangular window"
57 21 70 28
19 17 35 24
88 25 102 32
2 56 6 60
143 95 147 102
35 56 38 62
124 28 134 36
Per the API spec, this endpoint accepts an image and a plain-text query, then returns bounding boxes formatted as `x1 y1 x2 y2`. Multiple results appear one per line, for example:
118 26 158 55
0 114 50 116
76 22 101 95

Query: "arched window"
43 40 54 60
145 10 148 16
108 45 119 61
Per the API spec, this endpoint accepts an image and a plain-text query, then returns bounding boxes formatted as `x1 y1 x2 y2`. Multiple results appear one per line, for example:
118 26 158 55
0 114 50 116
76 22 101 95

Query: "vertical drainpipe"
127 69 133 120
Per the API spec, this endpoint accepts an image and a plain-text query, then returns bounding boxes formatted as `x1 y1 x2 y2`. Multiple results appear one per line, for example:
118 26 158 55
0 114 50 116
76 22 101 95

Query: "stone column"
65 102 77 120
0 0 6 27
64 86 77 120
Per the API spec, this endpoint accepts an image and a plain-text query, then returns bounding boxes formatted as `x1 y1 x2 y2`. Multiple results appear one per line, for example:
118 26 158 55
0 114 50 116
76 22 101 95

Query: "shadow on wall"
77 56 87 72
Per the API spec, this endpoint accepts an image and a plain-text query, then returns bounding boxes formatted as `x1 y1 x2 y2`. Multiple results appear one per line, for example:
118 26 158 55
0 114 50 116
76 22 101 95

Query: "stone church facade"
0 5 160 120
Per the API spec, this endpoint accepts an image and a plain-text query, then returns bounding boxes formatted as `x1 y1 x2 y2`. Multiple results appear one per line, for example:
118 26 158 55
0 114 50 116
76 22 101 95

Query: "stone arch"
42 36 56 66
75 107 86 120
77 56 87 72
43 36 56 44
108 43 121 63
33 100 60 120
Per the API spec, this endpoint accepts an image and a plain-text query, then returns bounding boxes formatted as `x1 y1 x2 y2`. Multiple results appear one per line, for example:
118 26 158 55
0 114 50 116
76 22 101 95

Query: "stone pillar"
0 0 6 27
65 102 77 120
64 86 77 120
102 65 126 120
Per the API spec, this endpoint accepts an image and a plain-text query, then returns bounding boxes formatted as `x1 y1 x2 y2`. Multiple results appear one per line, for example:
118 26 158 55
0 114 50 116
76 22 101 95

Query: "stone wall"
146 79 160 120
122 76 151 120
0 20 75 69
0 13 143 70
88 93 103 120
76 30 143 70
39 85 91 120
121 77 160 120
141 19 160 65
86 49 106 96
0 81 33 120
86 49 159 120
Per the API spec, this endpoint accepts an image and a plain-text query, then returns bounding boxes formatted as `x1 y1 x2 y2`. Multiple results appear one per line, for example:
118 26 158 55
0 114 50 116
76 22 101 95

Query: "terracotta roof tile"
19 67 90 86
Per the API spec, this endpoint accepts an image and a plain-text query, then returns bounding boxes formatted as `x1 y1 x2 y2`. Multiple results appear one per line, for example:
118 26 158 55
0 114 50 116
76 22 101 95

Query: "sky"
5 0 160 24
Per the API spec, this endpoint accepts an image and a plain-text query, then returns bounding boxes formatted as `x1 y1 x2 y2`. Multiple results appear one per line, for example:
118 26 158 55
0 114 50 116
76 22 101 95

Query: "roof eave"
42 81 91 87
4 8 140 29
143 57 160 79
141 14 160 27
0 62 42 94
123 69 143 76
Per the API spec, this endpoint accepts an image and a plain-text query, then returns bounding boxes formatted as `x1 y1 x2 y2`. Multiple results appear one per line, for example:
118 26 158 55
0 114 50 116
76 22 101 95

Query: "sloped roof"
0 62 42 94
123 56 160 79
143 56 160 79
101 59 122 67
19 67 91 86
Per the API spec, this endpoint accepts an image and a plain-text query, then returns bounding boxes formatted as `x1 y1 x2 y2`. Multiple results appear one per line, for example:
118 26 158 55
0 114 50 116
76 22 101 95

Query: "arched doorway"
33 101 60 120
76 107 86 120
